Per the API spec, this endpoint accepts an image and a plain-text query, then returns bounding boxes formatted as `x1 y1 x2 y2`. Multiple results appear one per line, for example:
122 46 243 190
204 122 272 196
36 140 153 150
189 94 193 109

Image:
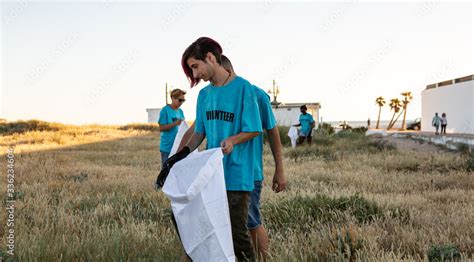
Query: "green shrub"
467 153 474 172
318 122 335 135
287 145 338 162
0 120 60 135
263 194 382 231
352 127 368 134
428 244 460 261
454 143 470 154
334 130 364 140
367 139 397 151
264 126 291 147
312 134 335 146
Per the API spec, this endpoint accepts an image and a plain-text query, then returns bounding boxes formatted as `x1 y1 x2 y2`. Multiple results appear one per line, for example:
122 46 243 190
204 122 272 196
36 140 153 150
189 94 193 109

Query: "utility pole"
268 79 281 107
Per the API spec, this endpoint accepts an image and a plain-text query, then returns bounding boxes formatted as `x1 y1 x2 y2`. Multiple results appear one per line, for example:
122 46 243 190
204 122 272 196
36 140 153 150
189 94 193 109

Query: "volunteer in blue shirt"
177 55 287 260
158 89 186 165
158 37 261 261
293 104 315 145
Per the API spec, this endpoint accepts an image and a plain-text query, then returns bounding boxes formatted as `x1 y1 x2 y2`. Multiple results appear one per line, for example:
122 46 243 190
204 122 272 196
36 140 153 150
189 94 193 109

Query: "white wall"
272 108 300 127
146 108 161 123
421 81 473 134
272 107 319 127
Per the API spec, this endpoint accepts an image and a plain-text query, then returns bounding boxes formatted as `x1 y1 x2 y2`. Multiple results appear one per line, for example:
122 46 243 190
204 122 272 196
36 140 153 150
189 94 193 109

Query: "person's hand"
272 169 287 193
155 166 171 189
175 119 183 126
220 138 234 155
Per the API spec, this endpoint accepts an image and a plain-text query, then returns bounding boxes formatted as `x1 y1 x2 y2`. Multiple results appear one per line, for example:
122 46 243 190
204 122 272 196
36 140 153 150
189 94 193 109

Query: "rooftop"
426 74 473 90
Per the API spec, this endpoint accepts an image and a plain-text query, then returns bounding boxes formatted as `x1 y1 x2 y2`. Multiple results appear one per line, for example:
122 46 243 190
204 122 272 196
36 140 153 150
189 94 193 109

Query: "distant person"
339 120 349 130
367 118 371 129
432 112 441 135
440 113 447 135
293 105 315 145
158 88 186 165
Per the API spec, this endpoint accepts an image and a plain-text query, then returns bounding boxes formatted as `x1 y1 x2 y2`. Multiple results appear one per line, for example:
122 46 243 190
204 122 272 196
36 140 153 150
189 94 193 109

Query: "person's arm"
293 123 301 127
178 122 195 151
186 131 205 152
220 132 259 155
159 119 182 131
267 127 286 192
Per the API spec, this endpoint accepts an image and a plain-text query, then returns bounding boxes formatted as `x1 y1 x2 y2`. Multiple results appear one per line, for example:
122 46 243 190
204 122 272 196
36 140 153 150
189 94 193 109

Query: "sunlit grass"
0 121 473 261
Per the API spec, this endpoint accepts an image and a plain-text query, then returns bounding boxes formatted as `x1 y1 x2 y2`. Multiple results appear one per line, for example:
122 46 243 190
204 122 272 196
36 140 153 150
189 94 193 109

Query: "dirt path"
377 135 453 154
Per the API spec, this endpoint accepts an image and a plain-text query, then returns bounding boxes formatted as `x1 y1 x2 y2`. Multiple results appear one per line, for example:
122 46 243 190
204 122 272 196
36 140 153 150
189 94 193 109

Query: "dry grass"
0 122 473 261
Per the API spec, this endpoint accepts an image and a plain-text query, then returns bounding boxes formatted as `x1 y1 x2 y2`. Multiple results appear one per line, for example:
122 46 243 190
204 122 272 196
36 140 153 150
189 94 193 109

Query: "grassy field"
1 120 473 261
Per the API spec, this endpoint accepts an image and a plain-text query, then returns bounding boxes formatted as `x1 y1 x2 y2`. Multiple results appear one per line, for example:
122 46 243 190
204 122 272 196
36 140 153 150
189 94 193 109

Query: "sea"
326 120 406 129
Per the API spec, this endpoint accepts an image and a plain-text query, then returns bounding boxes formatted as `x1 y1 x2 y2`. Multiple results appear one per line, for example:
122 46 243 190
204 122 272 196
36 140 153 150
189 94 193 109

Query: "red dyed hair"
181 37 223 87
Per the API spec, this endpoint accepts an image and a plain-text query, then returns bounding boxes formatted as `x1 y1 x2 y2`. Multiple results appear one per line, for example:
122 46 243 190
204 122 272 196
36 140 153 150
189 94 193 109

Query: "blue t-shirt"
299 113 315 135
158 105 185 153
253 86 277 182
195 76 263 191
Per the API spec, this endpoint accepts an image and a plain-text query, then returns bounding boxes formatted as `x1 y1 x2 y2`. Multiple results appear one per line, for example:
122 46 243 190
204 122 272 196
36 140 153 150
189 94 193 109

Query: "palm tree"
388 105 404 129
400 92 413 130
387 98 402 130
375 96 386 129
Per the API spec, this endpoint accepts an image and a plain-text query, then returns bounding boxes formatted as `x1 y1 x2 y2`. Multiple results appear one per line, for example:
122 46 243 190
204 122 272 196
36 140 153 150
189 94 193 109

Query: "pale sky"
1 1 473 124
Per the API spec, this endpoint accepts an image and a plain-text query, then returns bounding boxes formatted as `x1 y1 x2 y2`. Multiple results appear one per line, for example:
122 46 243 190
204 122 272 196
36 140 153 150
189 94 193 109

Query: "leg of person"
228 191 255 261
435 125 439 135
306 129 313 146
161 151 170 166
297 136 306 145
248 181 269 261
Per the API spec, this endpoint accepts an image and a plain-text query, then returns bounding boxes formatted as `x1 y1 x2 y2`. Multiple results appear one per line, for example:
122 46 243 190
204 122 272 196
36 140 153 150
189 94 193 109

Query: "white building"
146 108 161 123
271 102 321 127
421 74 473 134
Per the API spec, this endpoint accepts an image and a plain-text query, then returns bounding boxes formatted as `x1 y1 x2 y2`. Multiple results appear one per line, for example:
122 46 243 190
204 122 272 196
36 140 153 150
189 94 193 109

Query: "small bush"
119 123 160 132
264 126 291 147
385 159 421 172
278 125 291 146
0 120 60 135
312 134 335 146
455 143 471 155
287 145 339 162
428 244 461 261
367 139 397 151
264 194 382 231
318 122 335 135
466 153 474 172
334 130 364 140
352 127 368 134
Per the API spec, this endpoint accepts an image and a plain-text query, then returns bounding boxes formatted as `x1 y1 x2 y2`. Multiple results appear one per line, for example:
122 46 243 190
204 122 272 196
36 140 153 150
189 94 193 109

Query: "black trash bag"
155 146 191 190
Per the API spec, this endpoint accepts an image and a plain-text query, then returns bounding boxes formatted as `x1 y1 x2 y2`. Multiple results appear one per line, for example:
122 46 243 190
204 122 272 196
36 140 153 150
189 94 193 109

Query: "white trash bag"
169 121 190 156
288 126 299 148
162 148 235 262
